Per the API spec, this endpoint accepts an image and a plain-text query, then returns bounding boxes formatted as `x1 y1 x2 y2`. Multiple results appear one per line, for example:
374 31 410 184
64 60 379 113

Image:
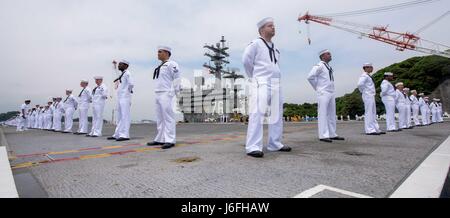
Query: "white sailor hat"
363 63 373 68
410 90 417 93
436 99 441 101
433 98 438 101
119 60 130 65
318 49 330 57
418 93 424 96
395 82 404 87
66 89 73 92
384 72 393 76
257 17 274 29
403 87 410 91
158 46 172 53
94 76 104 80
80 79 89 83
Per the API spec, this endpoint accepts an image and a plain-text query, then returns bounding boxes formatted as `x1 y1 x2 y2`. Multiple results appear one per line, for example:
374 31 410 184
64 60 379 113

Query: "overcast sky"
1 0 449 121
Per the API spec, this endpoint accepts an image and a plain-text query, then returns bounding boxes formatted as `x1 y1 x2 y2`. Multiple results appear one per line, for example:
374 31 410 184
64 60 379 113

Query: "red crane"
297 11 450 58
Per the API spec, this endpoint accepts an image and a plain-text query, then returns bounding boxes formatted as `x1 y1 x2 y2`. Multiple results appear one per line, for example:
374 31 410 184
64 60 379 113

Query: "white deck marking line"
390 136 450 198
0 147 19 198
294 184 373 198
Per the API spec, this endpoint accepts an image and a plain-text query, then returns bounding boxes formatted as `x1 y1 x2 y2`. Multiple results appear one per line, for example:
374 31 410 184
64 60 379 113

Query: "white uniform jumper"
242 38 285 153
77 87 92 134
357 73 381 134
395 89 408 129
431 102 439 123
45 106 53 130
153 60 180 144
63 94 78 132
437 103 443 122
16 103 29 131
90 83 108 136
53 101 63 131
112 70 134 139
380 80 397 131
418 97 428 125
307 61 338 139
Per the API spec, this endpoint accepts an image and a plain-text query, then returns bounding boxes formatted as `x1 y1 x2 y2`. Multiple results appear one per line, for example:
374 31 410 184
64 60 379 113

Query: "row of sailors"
16 76 110 138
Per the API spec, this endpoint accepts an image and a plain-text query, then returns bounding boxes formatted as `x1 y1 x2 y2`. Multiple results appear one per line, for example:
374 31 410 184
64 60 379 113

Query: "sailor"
403 87 412 129
437 99 444 123
241 17 292 158
307 49 345 143
44 101 53 130
50 97 57 131
395 82 408 129
29 108 37 129
63 89 78 133
107 60 134 141
17 100 31 132
38 106 45 129
430 98 439 123
88 76 108 137
424 96 432 125
32 105 40 129
357 63 385 135
147 46 181 149
418 93 428 125
52 97 63 132
410 90 421 126
380 72 399 132
75 80 92 135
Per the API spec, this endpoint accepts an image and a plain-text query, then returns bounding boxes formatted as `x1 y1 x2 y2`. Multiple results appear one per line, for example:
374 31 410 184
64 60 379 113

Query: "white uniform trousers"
382 97 397 131
154 92 176 144
432 110 438 123
405 105 412 128
246 82 284 153
45 115 53 130
90 102 105 136
397 103 408 129
53 113 62 131
412 105 420 126
113 97 131 139
317 92 338 139
77 106 89 133
64 107 75 132
420 106 428 125
363 95 380 134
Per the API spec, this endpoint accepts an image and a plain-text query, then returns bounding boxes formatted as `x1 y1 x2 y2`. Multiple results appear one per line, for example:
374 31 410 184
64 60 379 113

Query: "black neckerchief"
78 88 86 97
93 85 100 95
114 71 126 83
323 62 334 81
259 38 277 64
153 61 168 80
64 95 70 103
368 74 375 84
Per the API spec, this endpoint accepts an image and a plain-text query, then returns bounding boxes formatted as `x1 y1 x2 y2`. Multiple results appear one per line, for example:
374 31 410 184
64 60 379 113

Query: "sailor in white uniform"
357 63 385 135
307 49 345 143
17 100 31 131
44 101 53 130
76 80 92 135
52 97 63 132
437 99 444 123
33 105 40 129
108 60 134 141
38 106 45 129
410 90 421 126
395 82 408 129
431 98 439 123
380 72 399 132
425 97 432 125
403 87 413 129
242 17 292 158
63 89 78 133
418 93 428 125
147 46 181 149
88 76 108 137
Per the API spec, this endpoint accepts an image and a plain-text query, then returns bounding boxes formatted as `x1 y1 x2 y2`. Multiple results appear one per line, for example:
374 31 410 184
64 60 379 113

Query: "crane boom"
298 12 450 58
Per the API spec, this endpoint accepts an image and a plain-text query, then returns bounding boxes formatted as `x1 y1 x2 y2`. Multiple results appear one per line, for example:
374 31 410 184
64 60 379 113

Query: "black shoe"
73 132 80 135
277 146 292 152
116 138 130 142
78 133 87 135
379 132 386 135
366 132 380 135
320 138 333 143
331 136 345 140
62 131 71 134
147 141 164 146
91 135 99 138
85 135 91 137
161 143 175 149
107 137 117 140
247 151 264 158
